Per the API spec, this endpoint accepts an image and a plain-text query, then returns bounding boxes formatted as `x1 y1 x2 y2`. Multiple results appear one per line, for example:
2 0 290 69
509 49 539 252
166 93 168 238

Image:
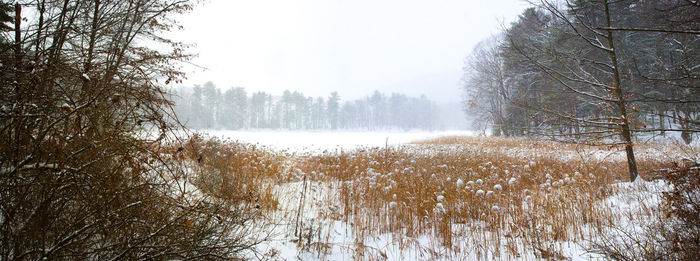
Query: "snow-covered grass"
285 138 686 260
182 131 696 260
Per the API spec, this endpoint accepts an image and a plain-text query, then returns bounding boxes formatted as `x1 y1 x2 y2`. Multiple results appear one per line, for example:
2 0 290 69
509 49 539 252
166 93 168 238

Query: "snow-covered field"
260 179 672 261
199 130 477 151
185 130 694 260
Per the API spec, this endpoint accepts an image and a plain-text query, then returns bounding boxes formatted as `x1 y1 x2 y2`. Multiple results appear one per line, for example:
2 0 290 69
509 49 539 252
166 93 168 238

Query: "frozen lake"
198 130 476 151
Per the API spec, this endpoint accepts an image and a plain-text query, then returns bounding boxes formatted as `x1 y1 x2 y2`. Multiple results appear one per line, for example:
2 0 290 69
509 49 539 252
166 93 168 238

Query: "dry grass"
169 135 690 259
293 136 678 258
166 134 289 213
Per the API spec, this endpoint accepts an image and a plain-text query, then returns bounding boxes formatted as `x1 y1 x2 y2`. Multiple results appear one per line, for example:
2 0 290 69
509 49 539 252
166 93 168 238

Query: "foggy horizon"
170 0 529 104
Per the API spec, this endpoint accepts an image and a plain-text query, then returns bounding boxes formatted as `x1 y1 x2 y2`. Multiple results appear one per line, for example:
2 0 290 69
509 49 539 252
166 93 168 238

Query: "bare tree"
462 36 511 135
486 0 700 181
1 0 266 259
499 0 648 180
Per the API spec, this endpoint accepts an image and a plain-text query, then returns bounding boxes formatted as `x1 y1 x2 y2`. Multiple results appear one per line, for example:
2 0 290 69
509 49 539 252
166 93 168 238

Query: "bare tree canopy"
0 0 267 259
463 0 700 181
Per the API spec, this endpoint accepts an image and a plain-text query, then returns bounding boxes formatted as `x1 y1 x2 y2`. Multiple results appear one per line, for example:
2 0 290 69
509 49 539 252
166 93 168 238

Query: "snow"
255 169 680 260
434 203 446 213
456 178 464 188
178 130 691 260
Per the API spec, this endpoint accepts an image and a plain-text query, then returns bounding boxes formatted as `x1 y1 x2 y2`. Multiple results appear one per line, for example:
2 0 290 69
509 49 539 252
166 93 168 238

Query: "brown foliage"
661 163 700 260
0 0 268 259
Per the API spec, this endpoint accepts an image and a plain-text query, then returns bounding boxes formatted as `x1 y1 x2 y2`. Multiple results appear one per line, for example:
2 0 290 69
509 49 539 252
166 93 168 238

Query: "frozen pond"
198 130 476 151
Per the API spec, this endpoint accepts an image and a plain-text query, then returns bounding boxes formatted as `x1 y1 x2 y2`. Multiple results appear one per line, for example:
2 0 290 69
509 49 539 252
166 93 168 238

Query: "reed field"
184 134 696 260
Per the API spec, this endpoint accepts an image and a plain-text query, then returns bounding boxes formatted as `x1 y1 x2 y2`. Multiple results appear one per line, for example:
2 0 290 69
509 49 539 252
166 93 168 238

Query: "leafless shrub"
0 0 273 259
587 161 700 261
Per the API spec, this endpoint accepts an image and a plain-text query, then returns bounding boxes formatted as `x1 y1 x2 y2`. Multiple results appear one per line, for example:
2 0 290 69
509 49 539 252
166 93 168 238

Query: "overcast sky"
171 0 529 103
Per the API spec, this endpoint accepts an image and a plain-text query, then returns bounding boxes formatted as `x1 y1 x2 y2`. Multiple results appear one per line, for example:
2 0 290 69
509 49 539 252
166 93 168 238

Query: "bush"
0 1 270 259
659 162 700 260
587 161 700 261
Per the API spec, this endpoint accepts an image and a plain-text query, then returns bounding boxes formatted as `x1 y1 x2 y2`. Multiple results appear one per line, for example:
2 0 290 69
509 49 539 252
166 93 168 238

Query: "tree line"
172 82 446 130
462 0 699 181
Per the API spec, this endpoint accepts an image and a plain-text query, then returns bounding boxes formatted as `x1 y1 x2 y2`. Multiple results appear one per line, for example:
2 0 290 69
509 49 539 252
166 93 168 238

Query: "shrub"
0 1 271 259
660 162 700 260
587 161 700 261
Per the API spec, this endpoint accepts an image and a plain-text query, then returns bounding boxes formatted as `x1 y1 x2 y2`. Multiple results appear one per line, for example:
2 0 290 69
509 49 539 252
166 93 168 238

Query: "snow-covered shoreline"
197 129 477 152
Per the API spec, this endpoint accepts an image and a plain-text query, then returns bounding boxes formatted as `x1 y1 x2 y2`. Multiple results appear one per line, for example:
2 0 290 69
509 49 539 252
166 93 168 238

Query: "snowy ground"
252 175 673 261
199 130 477 152
187 130 689 260
260 178 673 260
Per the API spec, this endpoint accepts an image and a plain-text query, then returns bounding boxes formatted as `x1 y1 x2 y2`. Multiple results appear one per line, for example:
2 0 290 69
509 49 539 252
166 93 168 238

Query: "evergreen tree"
327 92 340 129
190 85 204 128
202 81 218 128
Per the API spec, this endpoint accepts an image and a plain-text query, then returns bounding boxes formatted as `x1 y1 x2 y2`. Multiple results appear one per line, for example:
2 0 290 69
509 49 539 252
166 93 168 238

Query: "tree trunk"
604 0 639 181
659 111 665 135
13 3 21 70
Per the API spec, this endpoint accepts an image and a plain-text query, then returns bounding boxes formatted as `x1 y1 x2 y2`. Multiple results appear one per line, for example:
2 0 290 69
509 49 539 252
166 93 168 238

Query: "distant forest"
171 82 461 130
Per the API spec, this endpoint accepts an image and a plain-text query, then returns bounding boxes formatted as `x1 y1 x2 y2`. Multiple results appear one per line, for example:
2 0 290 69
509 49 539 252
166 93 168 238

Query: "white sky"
171 0 529 103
